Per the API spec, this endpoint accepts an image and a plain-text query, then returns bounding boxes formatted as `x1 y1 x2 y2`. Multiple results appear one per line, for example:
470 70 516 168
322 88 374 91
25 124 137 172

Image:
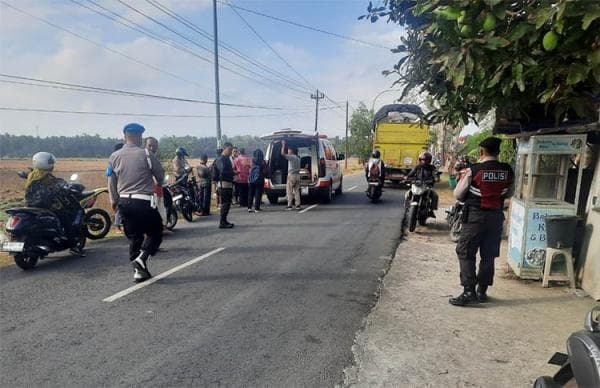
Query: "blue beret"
123 123 145 134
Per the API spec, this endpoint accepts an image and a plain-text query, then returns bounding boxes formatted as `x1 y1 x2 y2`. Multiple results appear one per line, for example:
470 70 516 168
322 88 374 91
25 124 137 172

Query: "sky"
0 0 409 139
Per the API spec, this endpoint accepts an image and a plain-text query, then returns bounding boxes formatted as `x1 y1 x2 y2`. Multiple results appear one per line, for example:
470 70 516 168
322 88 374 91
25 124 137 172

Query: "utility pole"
345 101 349 170
311 89 325 133
212 0 222 148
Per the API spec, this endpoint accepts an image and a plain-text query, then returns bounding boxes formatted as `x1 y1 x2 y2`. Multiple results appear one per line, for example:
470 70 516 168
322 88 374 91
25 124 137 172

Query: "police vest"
465 160 514 210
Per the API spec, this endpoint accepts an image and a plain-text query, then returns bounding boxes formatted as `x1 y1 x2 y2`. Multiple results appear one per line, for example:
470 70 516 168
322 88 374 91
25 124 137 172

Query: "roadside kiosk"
508 134 586 279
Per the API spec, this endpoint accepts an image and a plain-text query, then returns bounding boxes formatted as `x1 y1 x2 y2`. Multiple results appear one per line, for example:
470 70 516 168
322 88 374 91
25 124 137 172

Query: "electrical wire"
216 0 392 50
114 0 310 97
0 1 212 93
145 0 311 93
0 74 314 110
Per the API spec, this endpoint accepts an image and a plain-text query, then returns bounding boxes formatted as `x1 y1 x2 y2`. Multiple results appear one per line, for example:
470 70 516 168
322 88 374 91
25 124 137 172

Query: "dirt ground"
344 179 598 388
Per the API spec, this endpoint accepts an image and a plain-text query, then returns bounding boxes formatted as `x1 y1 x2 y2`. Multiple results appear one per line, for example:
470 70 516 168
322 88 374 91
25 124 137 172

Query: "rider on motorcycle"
365 150 385 185
172 147 190 181
406 151 439 215
24 152 84 254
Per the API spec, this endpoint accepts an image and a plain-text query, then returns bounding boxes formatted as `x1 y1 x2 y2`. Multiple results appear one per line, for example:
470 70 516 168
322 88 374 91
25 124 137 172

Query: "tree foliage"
457 129 516 164
363 0 600 127
348 102 375 162
0 133 268 160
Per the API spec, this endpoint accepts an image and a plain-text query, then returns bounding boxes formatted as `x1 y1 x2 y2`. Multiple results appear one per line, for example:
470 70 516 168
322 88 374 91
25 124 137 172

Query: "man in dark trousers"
450 137 514 306
108 123 165 283
212 142 235 229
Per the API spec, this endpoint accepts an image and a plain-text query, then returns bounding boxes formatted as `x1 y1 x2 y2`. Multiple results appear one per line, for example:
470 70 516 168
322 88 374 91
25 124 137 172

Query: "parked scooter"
0 172 87 270
72 174 112 240
445 201 464 242
533 306 600 387
405 179 436 232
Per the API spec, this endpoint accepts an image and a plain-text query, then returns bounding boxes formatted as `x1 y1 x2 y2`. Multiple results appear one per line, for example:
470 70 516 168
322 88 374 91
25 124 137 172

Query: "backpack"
369 161 380 181
249 164 261 183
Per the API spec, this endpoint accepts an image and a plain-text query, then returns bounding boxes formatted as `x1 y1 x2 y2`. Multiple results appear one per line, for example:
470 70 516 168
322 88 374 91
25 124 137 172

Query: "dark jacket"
407 164 436 185
25 173 74 212
212 155 234 183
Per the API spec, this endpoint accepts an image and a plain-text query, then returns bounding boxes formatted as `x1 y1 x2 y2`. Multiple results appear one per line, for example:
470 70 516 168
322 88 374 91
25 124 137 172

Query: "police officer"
108 123 165 283
212 142 235 229
450 137 514 306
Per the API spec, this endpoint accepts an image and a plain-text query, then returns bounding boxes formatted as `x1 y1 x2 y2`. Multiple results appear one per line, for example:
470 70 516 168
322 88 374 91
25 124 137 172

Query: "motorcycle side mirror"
17 171 28 179
70 173 79 181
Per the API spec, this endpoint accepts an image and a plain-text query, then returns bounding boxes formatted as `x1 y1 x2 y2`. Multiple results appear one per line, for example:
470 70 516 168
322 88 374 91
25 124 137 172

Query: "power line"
114 0 309 97
0 74 314 110
0 107 325 118
216 1 392 50
224 1 346 115
145 0 311 93
0 1 212 93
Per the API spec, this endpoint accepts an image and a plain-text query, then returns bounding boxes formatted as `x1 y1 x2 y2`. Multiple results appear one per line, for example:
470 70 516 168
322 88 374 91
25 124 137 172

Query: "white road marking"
298 204 319 214
102 247 226 303
346 185 358 192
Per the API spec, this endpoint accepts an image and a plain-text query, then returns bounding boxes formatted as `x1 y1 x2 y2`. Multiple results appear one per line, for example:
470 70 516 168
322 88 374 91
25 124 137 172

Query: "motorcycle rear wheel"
165 207 178 230
84 208 111 240
14 253 39 270
181 203 194 222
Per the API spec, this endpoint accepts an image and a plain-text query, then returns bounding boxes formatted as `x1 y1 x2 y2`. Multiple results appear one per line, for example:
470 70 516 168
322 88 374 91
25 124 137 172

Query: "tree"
349 102 374 162
457 129 516 164
362 1 600 127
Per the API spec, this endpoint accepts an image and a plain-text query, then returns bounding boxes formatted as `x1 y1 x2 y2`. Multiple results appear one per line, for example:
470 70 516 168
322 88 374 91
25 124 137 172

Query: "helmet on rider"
176 147 189 157
418 151 432 165
32 152 56 171
372 150 381 159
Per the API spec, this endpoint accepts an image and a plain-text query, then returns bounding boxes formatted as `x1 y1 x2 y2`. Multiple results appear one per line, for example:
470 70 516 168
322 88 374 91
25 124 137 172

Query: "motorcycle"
162 177 177 230
1 172 88 270
533 306 600 387
72 174 112 240
405 179 436 232
366 179 383 203
445 201 464 242
168 170 201 222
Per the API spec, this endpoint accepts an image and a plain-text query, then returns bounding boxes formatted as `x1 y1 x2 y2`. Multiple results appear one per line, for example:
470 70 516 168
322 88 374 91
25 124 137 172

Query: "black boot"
449 288 479 306
476 285 488 303
131 251 152 283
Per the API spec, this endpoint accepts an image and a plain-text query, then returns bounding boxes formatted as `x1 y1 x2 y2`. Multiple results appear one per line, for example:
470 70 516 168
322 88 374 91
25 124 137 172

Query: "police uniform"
451 138 514 305
212 152 235 228
108 123 165 282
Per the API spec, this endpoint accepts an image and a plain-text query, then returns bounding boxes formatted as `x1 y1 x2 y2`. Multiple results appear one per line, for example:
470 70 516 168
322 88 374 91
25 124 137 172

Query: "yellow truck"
373 104 430 185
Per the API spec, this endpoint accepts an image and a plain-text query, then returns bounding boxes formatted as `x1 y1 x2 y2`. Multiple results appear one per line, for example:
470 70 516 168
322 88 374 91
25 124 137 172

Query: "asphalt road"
0 174 405 387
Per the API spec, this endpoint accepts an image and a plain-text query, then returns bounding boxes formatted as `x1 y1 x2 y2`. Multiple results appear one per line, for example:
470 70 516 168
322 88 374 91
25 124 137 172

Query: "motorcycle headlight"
411 184 424 195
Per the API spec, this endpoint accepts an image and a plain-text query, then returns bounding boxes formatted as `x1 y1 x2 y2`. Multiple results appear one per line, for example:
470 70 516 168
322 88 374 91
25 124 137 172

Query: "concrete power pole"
212 0 222 149
345 101 349 169
311 89 325 133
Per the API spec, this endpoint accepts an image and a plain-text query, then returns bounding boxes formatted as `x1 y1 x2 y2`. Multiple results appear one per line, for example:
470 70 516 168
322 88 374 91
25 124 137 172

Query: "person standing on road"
231 146 240 205
196 154 212 216
212 142 235 229
248 149 267 212
449 137 514 306
145 137 167 225
108 123 165 283
281 140 301 210
234 148 252 208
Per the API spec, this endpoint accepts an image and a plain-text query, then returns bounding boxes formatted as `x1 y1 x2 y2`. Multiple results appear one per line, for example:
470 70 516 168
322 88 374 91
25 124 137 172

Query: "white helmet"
32 152 56 171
